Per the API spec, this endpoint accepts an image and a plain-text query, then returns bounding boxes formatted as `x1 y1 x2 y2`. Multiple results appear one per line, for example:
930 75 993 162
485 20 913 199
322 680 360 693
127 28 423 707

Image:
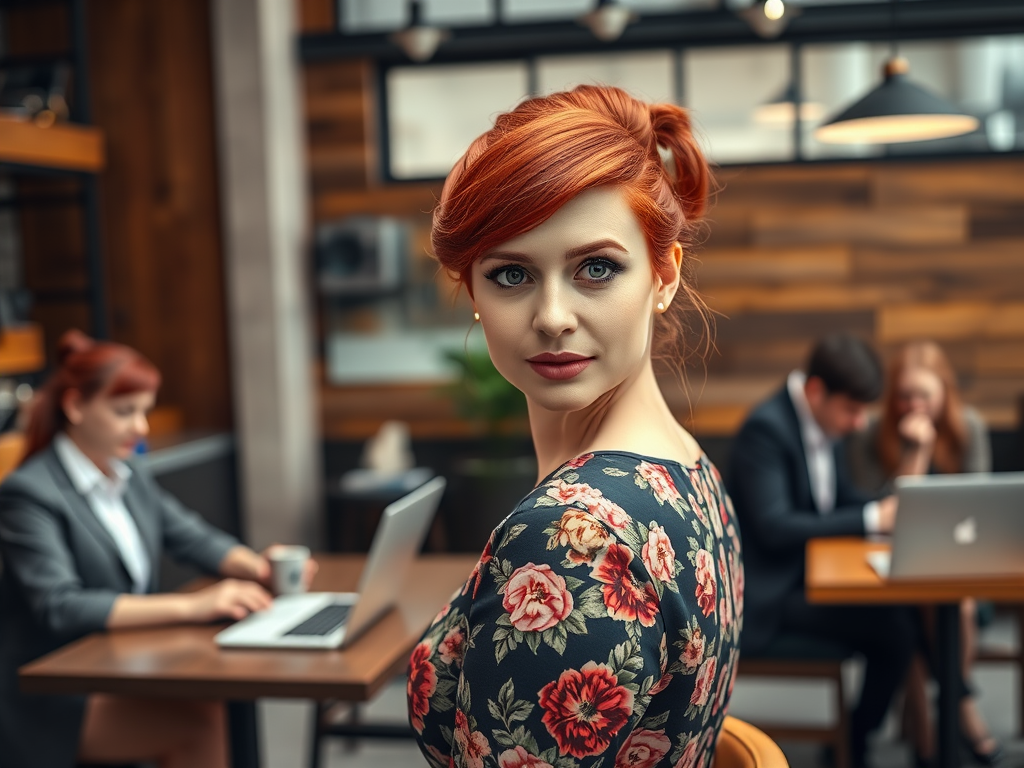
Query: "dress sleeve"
411 494 673 767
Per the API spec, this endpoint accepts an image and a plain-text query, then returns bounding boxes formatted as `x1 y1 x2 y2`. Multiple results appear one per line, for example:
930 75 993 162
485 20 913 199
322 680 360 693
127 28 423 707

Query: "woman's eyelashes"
484 257 624 290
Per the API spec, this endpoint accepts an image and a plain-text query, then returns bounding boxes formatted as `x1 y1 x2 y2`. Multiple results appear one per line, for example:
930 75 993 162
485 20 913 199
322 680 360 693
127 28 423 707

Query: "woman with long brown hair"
405 85 743 768
0 330 288 768
850 340 998 766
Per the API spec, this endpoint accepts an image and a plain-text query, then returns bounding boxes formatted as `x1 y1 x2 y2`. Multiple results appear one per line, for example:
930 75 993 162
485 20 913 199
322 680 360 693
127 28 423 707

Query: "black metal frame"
304 0 1024 184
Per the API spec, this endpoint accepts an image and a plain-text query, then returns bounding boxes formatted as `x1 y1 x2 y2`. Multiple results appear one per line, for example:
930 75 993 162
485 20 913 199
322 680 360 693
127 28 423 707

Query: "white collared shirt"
787 371 880 532
54 433 151 593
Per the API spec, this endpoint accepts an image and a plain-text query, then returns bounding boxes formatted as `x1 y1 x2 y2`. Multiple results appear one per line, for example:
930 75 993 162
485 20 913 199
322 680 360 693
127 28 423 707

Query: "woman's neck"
63 429 116 478
527 362 700 482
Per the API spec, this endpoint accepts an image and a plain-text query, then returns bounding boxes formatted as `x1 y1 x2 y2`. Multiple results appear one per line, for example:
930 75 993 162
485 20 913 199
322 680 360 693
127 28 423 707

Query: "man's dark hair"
806 333 883 403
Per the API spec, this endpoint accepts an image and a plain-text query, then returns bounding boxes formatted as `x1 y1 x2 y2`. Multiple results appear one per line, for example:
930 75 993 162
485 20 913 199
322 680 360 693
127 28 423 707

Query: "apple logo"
953 516 977 546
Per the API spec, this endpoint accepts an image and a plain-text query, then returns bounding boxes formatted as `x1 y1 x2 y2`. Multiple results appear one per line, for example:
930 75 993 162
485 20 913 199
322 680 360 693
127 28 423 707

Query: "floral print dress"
409 451 743 768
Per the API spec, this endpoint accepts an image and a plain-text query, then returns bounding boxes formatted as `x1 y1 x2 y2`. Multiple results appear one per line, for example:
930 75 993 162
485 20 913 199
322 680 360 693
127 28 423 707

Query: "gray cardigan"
847 405 991 496
0 443 238 768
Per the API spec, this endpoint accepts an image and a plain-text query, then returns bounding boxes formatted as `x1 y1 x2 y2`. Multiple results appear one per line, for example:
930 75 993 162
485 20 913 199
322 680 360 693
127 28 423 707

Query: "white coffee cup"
268 545 310 596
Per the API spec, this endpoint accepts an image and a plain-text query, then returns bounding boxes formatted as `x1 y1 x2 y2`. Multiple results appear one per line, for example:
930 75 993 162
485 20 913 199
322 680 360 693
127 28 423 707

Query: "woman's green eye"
497 267 526 287
586 263 610 280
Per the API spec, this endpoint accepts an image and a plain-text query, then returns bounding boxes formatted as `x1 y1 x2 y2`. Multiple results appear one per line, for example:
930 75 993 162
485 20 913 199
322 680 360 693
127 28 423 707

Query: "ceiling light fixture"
754 82 826 127
763 0 785 22
580 0 636 43
737 0 799 40
814 0 979 144
390 0 449 62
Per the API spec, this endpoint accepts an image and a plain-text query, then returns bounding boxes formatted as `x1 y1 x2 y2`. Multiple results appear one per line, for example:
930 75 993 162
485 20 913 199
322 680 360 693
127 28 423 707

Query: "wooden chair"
714 716 790 768
737 634 852 768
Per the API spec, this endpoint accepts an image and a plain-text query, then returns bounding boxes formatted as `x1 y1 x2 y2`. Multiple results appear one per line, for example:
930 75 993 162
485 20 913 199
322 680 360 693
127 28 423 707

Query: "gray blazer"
0 443 238 768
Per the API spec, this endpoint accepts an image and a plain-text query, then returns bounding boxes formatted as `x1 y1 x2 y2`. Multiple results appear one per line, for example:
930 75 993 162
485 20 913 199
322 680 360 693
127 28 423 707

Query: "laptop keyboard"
284 604 352 637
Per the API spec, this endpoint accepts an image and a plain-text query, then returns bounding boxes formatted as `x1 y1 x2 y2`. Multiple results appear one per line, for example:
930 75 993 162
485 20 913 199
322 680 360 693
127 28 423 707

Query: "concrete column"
210 0 321 549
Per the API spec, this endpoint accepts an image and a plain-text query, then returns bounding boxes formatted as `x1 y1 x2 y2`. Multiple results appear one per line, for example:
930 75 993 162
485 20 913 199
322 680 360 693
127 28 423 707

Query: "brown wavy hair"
23 330 161 462
430 84 714 375
876 341 967 477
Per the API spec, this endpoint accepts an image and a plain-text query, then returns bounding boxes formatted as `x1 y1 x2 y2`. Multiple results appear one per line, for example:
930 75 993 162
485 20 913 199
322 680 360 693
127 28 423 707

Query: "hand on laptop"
188 579 273 623
877 496 898 533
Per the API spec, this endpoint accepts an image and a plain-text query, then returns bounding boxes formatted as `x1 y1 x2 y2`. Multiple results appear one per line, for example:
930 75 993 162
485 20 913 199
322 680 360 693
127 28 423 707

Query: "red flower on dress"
546 481 629 530
407 640 437 733
673 736 699 768
693 549 717 618
439 626 467 666
503 563 574 632
690 656 717 707
592 544 659 627
642 524 676 582
565 453 595 470
614 728 671 768
680 626 705 671
498 745 554 768
454 709 492 768
539 661 635 758
637 462 682 505
463 539 493 599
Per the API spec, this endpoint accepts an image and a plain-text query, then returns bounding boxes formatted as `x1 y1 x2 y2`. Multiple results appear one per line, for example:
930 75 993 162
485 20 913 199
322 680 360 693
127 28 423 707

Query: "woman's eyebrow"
479 251 532 265
564 239 628 260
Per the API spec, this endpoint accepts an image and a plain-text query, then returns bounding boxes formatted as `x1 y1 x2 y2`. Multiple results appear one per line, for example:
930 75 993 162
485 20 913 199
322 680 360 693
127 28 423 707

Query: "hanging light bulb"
738 0 799 40
815 57 980 144
579 0 636 43
390 0 449 62
763 0 785 22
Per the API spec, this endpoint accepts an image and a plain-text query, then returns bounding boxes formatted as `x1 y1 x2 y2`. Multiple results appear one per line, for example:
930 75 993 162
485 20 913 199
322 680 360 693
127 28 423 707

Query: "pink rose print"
546 481 629 530
498 746 554 768
614 728 671 768
642 524 676 582
637 461 682 505
690 656 717 707
552 509 611 564
680 626 705 671
649 672 673 696
565 453 595 470
407 640 437 733
539 661 634 758
673 736 699 768
688 493 708 527
503 563 573 632
454 709 492 768
463 539 493 599
439 626 467 666
592 543 660 627
689 470 705 506
693 549 717 618
731 550 744 621
712 654 732 716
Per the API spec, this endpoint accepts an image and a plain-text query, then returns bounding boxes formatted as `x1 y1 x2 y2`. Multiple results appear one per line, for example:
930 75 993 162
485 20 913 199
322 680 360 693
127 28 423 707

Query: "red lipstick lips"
526 352 593 381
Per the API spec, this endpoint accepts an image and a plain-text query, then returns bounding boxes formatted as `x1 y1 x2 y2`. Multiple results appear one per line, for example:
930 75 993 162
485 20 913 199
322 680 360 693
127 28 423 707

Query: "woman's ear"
61 388 84 427
654 242 683 311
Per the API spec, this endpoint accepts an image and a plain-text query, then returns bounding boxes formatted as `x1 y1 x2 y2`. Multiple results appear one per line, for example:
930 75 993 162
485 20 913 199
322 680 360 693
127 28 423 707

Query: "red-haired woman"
0 330 280 768
406 86 743 768
849 341 999 766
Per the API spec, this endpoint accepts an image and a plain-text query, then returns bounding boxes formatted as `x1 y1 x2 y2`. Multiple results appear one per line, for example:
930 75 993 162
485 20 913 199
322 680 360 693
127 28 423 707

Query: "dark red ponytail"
22 330 161 462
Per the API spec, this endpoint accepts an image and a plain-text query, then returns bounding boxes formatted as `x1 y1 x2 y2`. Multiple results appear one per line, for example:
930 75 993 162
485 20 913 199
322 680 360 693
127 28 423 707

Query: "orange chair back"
713 716 789 768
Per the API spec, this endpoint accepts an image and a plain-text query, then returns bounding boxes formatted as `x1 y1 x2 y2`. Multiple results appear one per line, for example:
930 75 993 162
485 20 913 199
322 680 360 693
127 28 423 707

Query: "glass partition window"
683 45 793 164
535 51 677 104
385 62 529 180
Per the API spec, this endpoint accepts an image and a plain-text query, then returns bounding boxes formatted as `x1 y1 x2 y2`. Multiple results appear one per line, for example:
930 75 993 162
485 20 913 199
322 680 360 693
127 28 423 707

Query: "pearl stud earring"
473 311 480 321
656 302 665 312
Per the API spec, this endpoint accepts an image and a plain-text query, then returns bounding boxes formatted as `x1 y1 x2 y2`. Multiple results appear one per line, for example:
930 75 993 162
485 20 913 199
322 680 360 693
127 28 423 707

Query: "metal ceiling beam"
300 0 1024 65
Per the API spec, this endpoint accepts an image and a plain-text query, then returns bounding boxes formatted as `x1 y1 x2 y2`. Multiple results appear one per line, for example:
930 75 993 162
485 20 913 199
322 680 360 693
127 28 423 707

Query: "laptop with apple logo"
867 472 1024 580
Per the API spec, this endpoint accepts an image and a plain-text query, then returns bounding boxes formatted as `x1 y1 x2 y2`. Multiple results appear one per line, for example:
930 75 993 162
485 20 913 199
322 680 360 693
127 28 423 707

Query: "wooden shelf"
0 115 105 173
0 324 45 376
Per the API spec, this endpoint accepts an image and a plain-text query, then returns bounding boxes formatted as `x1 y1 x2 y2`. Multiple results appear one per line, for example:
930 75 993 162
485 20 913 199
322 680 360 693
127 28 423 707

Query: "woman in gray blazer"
0 330 278 768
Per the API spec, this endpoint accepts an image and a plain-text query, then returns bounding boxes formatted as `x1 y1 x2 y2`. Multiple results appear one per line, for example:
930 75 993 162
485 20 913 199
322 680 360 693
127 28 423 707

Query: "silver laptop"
867 472 1024 580
215 476 445 649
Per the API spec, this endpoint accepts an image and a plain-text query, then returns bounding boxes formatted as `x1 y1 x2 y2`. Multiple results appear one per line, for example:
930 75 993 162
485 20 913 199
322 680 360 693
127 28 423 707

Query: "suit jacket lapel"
778 388 818 512
122 475 160 591
41 446 131 579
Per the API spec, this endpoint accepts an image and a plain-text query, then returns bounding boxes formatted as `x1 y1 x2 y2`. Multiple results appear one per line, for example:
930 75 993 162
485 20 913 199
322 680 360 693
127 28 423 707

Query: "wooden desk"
806 538 1024 768
20 554 476 765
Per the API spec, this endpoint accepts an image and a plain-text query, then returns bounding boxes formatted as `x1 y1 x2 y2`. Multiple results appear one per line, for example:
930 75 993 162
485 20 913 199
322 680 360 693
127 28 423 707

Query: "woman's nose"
136 413 150 437
532 284 577 337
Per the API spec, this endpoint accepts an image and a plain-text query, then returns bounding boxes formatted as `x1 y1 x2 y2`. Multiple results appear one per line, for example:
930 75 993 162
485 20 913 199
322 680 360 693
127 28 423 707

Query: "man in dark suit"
729 334 915 768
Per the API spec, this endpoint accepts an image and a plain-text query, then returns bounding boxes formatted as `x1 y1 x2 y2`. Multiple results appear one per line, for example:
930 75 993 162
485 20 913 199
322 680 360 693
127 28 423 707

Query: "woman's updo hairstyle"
431 84 713 373
22 329 161 462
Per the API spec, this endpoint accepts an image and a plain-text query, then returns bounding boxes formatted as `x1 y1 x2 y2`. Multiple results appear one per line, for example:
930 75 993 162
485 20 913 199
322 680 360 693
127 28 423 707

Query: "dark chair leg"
832 663 850 768
309 701 325 768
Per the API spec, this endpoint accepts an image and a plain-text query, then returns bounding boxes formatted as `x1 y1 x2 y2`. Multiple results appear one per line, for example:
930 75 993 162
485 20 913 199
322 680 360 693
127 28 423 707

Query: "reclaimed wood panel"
751 206 968 246
298 0 335 33
853 240 1024 278
879 303 1024 344
872 160 1024 205
716 164 871 208
706 283 914 314
697 245 850 284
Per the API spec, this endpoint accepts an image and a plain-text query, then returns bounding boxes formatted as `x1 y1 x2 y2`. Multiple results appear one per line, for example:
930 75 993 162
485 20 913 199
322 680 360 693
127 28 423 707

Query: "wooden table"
19 554 476 767
806 537 1024 768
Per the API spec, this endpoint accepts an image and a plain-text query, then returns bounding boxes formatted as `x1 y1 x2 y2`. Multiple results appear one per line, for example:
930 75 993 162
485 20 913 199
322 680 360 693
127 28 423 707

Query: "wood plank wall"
302 52 1024 439
6 1 233 432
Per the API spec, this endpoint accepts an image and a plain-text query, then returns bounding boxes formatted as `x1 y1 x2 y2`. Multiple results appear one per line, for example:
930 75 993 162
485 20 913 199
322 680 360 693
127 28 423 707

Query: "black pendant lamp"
814 0 979 144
